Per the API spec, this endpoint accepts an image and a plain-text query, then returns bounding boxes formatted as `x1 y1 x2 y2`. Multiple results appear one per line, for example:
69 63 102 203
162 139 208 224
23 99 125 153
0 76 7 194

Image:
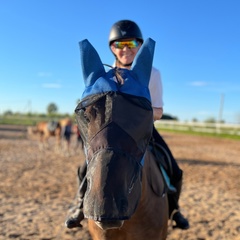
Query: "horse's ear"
131 38 155 87
79 39 106 87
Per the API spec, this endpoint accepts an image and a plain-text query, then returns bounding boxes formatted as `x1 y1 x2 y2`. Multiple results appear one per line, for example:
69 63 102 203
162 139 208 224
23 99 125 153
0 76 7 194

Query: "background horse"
35 120 62 151
75 39 168 239
28 117 83 154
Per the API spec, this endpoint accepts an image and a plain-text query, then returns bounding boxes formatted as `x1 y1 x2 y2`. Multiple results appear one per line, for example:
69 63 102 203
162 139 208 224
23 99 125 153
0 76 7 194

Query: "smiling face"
110 38 142 69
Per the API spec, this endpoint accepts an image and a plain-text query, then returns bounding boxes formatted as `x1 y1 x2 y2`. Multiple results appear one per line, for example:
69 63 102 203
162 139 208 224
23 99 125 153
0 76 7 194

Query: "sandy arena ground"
0 125 239 240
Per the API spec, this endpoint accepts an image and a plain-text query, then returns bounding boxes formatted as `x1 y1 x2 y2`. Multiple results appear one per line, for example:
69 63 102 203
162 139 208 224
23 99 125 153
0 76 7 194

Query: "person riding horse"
65 20 189 230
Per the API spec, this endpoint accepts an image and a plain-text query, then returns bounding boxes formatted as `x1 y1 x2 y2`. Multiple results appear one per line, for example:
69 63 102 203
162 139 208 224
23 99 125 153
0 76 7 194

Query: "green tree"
47 103 58 115
3 110 13 116
204 117 216 123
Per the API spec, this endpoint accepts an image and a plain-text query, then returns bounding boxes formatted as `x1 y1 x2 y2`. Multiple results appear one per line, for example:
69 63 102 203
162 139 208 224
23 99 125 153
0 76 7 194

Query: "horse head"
75 38 155 230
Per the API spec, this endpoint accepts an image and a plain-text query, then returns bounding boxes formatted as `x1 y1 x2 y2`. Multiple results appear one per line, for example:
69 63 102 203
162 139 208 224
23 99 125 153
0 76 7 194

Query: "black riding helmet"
109 20 143 45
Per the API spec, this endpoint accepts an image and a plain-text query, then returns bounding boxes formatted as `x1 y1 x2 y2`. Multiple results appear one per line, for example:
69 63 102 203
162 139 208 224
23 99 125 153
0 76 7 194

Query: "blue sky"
0 0 239 123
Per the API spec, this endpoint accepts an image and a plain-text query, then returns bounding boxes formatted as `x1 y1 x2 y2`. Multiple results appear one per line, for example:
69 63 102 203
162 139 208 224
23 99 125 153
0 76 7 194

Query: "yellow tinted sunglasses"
113 40 140 49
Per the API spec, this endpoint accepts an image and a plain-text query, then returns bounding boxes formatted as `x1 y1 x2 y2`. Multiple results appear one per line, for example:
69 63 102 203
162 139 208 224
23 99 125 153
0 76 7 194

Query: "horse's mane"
104 64 125 85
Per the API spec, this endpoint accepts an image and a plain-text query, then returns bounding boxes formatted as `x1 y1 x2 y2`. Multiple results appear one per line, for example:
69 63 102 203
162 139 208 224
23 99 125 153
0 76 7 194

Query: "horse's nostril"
95 220 124 230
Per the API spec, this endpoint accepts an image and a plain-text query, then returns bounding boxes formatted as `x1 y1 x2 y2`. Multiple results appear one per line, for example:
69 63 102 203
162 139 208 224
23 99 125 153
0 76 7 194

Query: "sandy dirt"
0 125 239 240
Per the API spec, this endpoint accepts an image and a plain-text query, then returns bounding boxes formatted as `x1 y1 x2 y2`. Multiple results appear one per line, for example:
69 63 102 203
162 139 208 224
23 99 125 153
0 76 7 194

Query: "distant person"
65 20 189 230
63 119 72 154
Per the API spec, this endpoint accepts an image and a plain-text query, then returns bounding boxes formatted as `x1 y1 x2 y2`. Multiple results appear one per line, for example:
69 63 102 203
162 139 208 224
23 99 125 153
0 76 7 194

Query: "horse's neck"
139 149 166 207
118 149 168 239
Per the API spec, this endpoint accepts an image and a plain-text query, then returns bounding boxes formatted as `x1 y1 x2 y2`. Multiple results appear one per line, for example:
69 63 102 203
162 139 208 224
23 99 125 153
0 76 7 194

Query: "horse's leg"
54 130 62 154
60 137 67 156
44 134 50 150
58 134 63 153
63 134 71 157
39 132 45 151
55 132 60 153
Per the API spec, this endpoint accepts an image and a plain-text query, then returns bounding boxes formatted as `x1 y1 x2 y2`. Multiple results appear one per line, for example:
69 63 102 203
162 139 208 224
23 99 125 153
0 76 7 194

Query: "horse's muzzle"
95 220 124 230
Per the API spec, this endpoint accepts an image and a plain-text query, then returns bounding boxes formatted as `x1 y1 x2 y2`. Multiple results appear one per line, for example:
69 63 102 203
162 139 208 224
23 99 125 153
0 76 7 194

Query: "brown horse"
27 118 75 152
35 120 62 150
74 38 168 239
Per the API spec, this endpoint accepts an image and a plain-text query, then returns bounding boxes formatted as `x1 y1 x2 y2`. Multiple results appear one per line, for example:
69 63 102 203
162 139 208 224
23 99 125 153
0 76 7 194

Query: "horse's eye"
92 106 99 116
79 108 90 123
84 113 90 123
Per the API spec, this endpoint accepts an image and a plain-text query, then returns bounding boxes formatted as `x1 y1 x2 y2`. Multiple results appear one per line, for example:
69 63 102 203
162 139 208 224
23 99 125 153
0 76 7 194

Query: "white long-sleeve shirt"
149 66 163 109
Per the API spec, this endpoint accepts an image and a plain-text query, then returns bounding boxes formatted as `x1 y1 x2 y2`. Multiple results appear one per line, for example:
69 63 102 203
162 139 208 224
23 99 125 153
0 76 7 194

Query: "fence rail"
154 120 240 136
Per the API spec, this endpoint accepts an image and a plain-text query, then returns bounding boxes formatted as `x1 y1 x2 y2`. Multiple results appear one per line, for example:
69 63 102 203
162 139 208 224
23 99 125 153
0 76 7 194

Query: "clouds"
37 71 62 89
189 81 209 87
188 80 240 94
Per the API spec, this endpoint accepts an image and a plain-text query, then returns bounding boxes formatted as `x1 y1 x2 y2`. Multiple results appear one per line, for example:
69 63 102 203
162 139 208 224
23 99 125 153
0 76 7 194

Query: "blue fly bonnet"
79 38 155 101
